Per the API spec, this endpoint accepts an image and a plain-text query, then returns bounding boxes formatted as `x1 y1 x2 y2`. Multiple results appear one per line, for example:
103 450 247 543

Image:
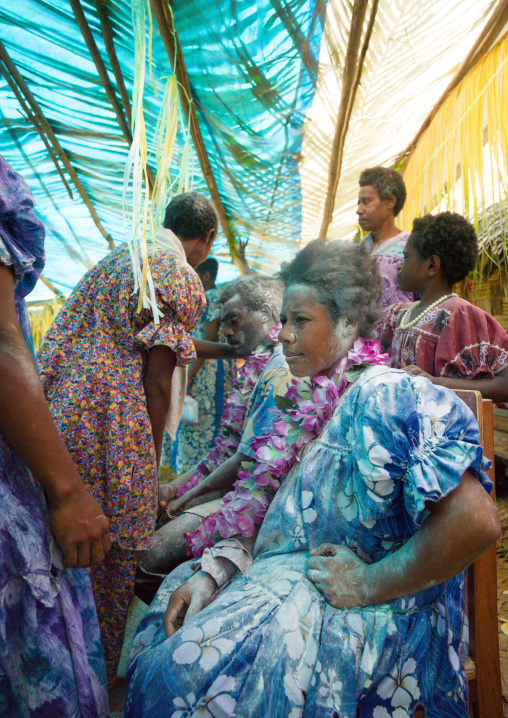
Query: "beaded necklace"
398 293 458 330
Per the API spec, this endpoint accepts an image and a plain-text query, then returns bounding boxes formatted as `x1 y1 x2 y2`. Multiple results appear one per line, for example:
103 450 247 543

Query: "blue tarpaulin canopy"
0 0 501 299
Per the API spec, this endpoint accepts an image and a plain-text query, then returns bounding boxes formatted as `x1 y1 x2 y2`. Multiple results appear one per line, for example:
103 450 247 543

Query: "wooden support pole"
394 0 508 172
150 0 243 270
319 0 371 237
72 0 155 190
0 59 74 198
69 0 132 144
92 0 132 127
40 274 64 296
0 38 114 249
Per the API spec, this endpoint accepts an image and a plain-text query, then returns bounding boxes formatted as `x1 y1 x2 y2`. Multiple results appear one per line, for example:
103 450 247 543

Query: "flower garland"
185 338 389 557
175 327 280 498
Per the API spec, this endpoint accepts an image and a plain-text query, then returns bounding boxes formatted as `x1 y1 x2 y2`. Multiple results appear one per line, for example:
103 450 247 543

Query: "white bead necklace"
399 293 458 330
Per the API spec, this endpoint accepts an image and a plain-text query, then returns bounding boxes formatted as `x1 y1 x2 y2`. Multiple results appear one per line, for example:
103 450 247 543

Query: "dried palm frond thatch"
398 30 508 276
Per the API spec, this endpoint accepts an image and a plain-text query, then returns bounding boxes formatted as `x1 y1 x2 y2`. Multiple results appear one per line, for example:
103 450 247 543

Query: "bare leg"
139 513 202 575
135 513 202 604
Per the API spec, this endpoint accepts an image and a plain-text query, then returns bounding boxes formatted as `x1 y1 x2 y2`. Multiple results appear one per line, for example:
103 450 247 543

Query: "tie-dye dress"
124 366 490 718
0 156 107 717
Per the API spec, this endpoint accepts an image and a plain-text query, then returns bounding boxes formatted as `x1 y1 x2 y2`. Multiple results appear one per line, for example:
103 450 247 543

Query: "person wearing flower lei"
125 239 499 718
136 275 291 602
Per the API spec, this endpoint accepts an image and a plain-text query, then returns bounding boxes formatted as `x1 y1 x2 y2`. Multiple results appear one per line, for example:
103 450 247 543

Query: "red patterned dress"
38 244 205 680
378 296 508 378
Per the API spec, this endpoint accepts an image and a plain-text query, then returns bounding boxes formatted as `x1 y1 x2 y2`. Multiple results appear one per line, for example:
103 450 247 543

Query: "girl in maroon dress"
378 211 508 402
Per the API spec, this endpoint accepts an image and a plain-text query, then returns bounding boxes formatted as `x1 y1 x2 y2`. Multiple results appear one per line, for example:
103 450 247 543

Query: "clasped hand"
306 543 371 608
49 486 111 568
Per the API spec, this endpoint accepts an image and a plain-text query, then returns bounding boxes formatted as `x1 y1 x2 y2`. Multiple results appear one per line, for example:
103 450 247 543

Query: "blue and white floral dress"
125 366 490 718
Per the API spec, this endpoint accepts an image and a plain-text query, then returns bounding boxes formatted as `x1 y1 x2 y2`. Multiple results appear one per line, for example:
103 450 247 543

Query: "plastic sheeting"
0 0 502 300
0 0 325 297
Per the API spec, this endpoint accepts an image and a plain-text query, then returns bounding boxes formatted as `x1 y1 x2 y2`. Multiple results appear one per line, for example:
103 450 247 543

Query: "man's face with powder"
221 293 270 356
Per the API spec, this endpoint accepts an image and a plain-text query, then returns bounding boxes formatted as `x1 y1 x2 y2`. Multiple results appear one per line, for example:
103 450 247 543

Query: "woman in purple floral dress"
0 155 110 717
357 166 415 309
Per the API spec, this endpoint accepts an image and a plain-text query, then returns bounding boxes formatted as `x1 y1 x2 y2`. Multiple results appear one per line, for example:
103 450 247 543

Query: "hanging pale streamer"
123 0 192 322
150 75 194 228
399 31 508 274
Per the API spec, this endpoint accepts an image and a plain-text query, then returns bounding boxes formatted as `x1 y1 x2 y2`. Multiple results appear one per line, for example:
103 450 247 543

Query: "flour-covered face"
279 285 356 378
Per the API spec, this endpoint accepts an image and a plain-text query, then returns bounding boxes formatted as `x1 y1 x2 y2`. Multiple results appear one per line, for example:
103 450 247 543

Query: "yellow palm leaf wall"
399 30 508 272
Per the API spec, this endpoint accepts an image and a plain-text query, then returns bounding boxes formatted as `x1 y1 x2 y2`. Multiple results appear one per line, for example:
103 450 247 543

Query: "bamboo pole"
394 0 508 172
69 0 132 144
0 59 74 198
92 0 132 127
0 39 114 249
319 0 371 237
150 0 243 270
40 274 64 296
72 0 155 190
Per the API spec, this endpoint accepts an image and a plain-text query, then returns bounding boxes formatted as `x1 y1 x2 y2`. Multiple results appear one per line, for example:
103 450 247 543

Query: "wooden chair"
414 392 503 717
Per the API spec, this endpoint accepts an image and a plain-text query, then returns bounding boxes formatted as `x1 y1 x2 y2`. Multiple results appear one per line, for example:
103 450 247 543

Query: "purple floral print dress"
0 155 108 717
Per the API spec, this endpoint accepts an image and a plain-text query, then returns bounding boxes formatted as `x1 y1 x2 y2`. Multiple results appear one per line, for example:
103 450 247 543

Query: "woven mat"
497 495 508 715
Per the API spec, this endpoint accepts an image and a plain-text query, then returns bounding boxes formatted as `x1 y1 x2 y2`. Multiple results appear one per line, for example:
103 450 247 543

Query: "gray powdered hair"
280 239 382 337
220 275 284 324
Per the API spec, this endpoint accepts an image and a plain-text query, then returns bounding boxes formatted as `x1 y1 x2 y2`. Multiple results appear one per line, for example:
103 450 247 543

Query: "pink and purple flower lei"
185 338 389 557
175 327 280 498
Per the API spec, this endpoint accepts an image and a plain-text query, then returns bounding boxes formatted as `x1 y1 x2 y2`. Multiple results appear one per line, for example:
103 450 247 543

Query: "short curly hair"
220 275 284 325
280 239 382 337
359 167 407 216
411 212 478 284
163 191 219 240
196 257 219 282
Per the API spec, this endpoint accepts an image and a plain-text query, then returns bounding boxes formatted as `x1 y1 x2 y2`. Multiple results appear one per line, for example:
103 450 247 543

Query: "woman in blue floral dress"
124 240 500 718
0 155 110 716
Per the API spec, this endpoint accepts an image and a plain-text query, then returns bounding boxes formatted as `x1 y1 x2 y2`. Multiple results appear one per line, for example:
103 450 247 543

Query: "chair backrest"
453 391 502 718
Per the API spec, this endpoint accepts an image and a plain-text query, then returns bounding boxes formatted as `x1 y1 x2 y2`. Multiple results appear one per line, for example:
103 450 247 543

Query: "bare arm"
403 365 508 403
0 265 111 567
187 317 219 385
193 338 238 359
308 470 500 607
164 531 258 636
165 452 244 516
158 463 202 512
144 345 177 469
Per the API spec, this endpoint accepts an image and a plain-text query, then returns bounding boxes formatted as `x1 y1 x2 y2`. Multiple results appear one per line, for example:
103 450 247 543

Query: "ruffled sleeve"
436 300 508 378
134 251 206 366
0 156 45 300
353 369 492 529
